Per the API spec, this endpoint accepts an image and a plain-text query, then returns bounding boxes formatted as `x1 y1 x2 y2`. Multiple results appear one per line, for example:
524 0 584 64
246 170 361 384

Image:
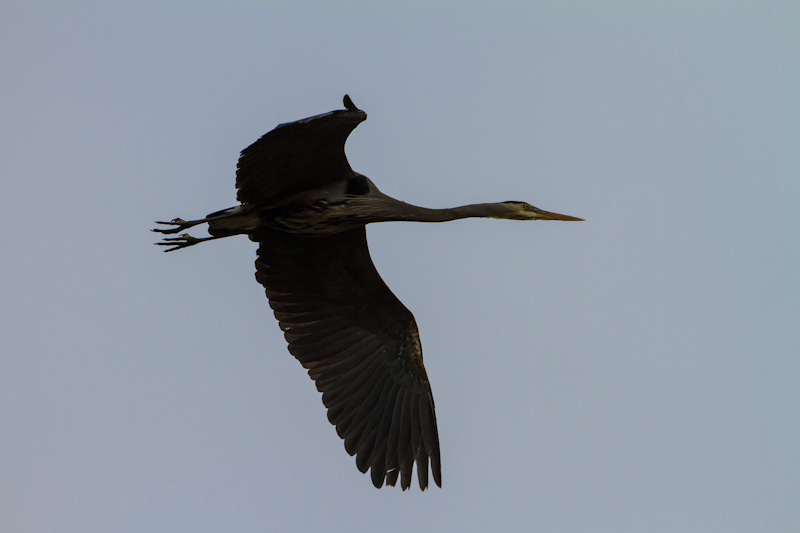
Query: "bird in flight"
154 95 582 490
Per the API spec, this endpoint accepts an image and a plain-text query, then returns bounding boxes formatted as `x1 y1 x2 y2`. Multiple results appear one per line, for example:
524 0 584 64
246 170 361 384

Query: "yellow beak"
534 209 584 221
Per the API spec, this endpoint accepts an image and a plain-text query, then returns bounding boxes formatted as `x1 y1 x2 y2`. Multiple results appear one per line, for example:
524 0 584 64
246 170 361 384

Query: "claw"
153 218 195 235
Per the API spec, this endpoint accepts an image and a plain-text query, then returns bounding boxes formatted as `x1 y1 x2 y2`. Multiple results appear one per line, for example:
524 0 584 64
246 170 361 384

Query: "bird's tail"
205 205 261 237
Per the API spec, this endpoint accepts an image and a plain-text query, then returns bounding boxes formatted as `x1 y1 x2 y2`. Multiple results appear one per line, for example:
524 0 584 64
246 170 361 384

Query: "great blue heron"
154 95 582 491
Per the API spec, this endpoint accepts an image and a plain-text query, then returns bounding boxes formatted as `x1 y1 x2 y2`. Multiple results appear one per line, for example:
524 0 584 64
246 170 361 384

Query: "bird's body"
154 95 581 490
205 175 398 237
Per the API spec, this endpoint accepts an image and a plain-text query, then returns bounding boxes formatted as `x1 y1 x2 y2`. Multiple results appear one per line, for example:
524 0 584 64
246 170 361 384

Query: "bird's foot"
152 218 199 235
155 233 213 252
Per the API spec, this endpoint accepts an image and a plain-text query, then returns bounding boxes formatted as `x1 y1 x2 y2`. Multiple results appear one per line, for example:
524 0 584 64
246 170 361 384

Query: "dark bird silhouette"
153 95 582 490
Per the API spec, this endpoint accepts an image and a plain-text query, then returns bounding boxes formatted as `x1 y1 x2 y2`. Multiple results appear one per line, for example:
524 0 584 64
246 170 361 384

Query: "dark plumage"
154 95 581 490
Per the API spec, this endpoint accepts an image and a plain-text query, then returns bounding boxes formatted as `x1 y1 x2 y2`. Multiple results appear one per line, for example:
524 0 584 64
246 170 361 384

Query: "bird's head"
499 201 584 221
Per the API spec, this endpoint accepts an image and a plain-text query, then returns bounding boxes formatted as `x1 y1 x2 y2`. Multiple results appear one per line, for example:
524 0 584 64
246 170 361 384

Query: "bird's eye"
523 203 531 210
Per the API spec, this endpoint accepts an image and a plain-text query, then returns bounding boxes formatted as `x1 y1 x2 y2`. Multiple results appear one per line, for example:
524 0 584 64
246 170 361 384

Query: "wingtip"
343 94 358 111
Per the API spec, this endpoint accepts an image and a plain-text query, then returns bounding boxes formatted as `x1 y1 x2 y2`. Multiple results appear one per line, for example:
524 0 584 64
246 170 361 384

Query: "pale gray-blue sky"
2 3 798 532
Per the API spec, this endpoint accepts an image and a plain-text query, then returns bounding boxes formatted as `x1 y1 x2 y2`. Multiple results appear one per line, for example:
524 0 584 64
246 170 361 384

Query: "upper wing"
254 227 442 490
236 95 367 204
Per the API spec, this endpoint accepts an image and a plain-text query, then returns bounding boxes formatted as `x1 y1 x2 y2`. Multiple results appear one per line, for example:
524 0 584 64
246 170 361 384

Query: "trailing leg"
153 205 261 251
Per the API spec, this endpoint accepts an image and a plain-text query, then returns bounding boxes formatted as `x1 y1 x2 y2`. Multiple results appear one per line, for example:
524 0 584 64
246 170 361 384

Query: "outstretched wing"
254 227 442 490
236 95 367 204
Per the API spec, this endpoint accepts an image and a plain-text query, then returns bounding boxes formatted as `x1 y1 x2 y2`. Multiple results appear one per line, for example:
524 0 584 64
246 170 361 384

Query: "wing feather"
339 369 391 445
325 355 385 427
314 338 385 386
367 383 399 488
354 376 395 473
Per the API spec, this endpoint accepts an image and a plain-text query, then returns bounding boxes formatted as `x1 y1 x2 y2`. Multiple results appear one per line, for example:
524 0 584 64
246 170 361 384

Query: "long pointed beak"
535 209 584 221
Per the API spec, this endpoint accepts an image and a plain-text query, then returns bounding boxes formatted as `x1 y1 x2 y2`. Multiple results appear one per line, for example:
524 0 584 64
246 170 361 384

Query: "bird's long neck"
376 198 508 223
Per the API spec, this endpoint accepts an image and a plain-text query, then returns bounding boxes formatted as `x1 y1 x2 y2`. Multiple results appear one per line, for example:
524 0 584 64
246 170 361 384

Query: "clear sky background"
2 2 798 532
